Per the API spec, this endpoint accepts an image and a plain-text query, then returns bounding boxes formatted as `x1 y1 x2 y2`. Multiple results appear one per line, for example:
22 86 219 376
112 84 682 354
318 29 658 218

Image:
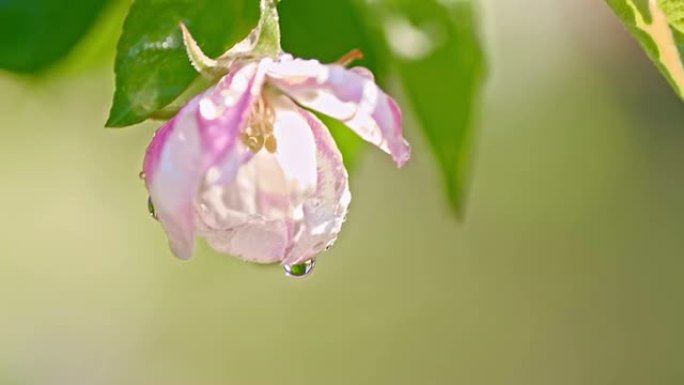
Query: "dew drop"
147 196 158 220
284 258 316 278
138 171 146 180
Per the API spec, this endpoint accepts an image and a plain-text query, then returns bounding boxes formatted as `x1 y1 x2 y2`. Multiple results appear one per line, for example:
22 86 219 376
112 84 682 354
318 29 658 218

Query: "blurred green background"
1 0 684 384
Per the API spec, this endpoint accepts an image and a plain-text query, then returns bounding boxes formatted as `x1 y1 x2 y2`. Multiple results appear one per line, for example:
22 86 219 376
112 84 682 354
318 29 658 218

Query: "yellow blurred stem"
629 0 684 97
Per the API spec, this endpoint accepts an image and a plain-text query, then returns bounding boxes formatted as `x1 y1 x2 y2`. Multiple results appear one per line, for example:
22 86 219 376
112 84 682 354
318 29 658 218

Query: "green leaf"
0 0 110 73
279 0 384 168
606 0 684 100
279 0 383 73
362 0 485 216
106 0 259 127
659 0 684 33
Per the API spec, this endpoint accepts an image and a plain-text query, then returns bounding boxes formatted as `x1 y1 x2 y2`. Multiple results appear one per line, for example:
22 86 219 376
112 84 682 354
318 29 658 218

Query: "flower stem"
253 0 282 56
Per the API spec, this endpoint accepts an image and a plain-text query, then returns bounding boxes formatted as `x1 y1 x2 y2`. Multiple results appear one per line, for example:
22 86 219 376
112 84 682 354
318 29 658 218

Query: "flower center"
242 97 277 154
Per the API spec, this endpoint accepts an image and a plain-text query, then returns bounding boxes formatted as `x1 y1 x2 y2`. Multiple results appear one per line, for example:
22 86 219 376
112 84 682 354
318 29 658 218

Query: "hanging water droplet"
284 258 315 278
147 196 158 220
138 171 146 180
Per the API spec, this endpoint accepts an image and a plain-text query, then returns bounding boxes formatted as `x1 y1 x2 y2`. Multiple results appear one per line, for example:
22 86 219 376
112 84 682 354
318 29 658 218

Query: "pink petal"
142 61 267 259
269 93 318 199
283 104 351 265
267 58 411 167
195 94 319 263
200 214 290 264
196 151 293 263
195 94 349 264
143 97 204 259
197 61 268 171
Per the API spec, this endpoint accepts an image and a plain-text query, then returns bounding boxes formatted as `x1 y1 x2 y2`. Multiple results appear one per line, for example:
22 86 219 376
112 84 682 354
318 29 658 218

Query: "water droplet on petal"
138 171 146 180
284 258 315 278
147 197 158 220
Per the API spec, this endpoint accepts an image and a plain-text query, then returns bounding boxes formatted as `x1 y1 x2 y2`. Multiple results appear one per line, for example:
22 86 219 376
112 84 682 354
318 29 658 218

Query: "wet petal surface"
267 58 411 167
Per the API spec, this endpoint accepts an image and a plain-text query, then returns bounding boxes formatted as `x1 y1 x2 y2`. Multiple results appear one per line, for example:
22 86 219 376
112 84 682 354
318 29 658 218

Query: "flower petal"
197 61 268 171
283 104 351 265
195 94 318 263
267 58 411 167
196 151 293 263
143 104 202 259
143 61 267 259
269 92 318 199
195 94 347 264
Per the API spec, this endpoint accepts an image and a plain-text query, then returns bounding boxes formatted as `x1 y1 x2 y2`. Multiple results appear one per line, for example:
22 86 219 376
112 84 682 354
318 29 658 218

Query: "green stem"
253 0 282 56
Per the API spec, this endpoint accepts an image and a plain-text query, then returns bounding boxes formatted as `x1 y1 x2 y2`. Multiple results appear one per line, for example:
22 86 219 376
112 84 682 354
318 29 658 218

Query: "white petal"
267 58 411 167
270 93 318 202
282 105 351 265
196 151 292 263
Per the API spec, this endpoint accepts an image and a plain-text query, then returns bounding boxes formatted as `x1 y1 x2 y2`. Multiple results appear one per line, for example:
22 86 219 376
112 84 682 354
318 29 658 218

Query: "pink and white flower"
142 23 410 267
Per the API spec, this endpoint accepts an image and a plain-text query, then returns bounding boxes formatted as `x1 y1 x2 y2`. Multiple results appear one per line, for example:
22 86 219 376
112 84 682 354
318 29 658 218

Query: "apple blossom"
141 0 410 276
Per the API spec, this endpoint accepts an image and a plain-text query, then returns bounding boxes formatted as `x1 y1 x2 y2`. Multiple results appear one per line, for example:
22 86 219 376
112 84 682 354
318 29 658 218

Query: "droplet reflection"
284 258 315 278
147 196 157 220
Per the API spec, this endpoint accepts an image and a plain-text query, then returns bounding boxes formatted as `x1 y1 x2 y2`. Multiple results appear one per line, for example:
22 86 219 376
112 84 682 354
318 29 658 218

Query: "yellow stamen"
242 97 278 153
264 134 278 153
242 132 264 152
